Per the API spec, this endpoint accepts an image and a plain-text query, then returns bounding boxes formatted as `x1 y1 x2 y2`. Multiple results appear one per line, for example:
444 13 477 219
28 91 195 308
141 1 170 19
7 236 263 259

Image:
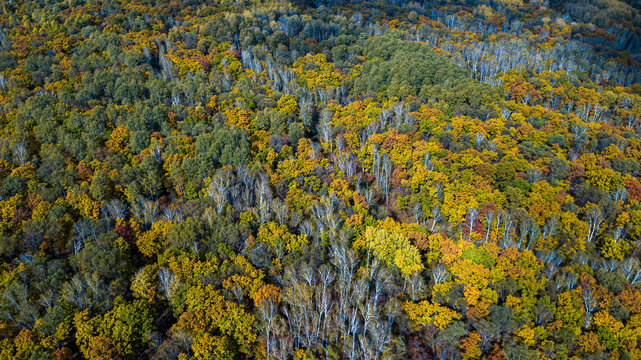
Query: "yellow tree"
74 298 154 360
354 226 424 278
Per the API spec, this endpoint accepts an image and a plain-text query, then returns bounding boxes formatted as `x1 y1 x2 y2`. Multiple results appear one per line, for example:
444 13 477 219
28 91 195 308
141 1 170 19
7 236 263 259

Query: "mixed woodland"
1 0 641 359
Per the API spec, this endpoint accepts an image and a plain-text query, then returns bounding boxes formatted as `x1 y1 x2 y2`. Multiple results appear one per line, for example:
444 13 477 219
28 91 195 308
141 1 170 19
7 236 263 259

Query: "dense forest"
1 0 641 359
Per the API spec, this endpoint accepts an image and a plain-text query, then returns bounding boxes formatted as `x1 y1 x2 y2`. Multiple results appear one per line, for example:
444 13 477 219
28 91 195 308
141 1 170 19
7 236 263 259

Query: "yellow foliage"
292 54 344 88
0 195 21 223
252 284 281 308
256 222 309 254
192 333 232 360
106 125 131 154
355 226 424 277
225 108 253 131
594 310 624 333
515 324 537 347
460 331 482 359
67 192 100 219
403 301 461 329
136 221 174 257
130 265 159 302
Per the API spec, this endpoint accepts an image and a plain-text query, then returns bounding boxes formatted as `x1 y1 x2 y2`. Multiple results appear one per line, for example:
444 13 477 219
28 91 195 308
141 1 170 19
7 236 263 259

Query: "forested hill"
1 0 641 359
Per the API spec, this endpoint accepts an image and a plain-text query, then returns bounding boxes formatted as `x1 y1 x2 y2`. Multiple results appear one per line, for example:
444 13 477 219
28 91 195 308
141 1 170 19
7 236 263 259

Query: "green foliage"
353 32 500 116
74 298 155 359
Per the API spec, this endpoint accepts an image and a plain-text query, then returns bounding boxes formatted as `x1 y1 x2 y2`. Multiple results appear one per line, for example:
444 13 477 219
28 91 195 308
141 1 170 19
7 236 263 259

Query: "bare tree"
571 124 590 153
158 267 177 301
585 205 604 244
363 187 375 206
413 203 422 224
72 219 99 253
319 122 334 150
62 275 91 310
207 171 230 214
484 211 494 242
12 144 28 166
534 301 554 326
474 133 485 148
162 205 183 222
2 282 39 330
620 258 641 285
237 165 255 207
257 296 279 358
255 173 272 223
466 206 478 237
376 154 392 207
104 199 127 220
271 199 289 225
541 214 559 246
432 263 449 284
582 286 598 316
526 167 542 183
612 187 628 202
407 273 426 302
431 205 442 232
132 198 159 225
517 216 534 250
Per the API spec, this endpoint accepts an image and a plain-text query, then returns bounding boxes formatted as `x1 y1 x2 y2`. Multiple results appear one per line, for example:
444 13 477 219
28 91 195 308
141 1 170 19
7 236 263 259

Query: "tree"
354 226 424 279
584 204 604 244
90 171 114 203
74 298 155 360
404 301 461 330
173 285 256 357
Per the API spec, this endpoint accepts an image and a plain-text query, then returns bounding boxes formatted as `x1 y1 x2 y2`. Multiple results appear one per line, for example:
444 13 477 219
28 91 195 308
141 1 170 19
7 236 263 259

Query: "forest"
0 0 641 359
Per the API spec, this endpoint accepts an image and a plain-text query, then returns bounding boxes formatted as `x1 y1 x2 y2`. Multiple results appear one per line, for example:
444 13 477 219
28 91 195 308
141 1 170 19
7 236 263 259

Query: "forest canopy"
0 0 641 359
354 32 500 116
